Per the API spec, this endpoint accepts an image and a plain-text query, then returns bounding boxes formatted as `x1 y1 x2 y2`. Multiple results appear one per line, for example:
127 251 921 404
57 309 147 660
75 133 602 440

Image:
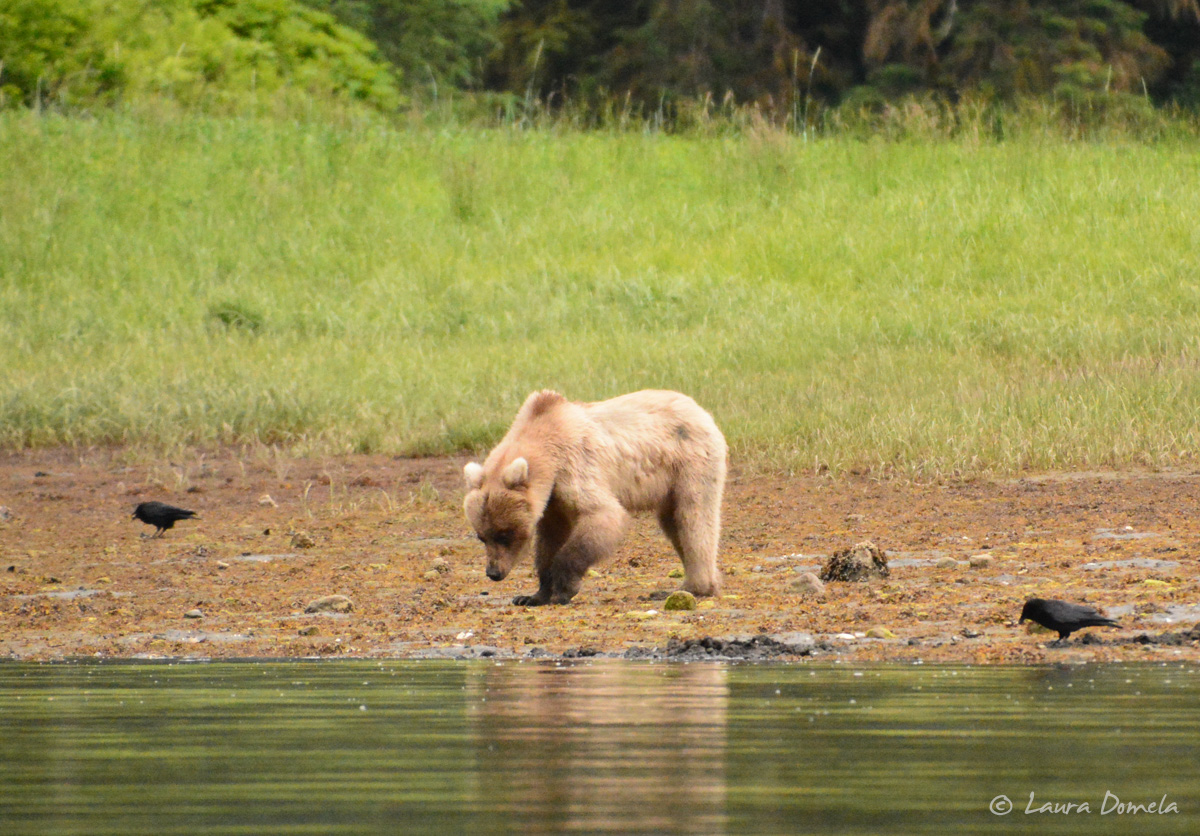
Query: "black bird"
132 501 198 537
1019 597 1120 644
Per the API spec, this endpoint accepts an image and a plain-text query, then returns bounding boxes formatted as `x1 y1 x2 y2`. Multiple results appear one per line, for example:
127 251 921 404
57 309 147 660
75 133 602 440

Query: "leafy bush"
0 0 401 112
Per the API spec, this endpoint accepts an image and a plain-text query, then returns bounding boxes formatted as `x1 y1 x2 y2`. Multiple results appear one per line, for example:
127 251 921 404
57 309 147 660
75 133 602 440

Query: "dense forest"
3 0 1200 117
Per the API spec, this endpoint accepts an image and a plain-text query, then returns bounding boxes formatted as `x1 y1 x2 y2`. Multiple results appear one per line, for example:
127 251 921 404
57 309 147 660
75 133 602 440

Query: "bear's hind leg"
662 487 722 597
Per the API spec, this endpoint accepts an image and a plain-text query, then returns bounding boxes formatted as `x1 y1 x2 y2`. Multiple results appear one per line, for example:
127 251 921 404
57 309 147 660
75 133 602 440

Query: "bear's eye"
476 534 486 544
493 532 513 547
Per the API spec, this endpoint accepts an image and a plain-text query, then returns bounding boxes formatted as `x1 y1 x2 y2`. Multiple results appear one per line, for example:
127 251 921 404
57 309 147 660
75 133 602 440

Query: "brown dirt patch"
2 448 1199 663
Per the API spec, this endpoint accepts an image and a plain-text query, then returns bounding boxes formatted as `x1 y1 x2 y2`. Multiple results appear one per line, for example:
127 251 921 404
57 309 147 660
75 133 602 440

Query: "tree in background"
601 0 807 107
1138 0 1200 105
943 0 1168 99
484 0 1200 113
302 0 510 94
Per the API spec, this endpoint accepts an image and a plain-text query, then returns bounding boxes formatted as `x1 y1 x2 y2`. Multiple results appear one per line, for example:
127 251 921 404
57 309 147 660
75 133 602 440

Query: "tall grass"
3 108 1200 473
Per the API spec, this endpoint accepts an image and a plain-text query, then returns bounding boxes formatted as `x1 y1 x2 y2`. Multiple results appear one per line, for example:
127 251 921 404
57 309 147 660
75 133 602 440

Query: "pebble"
422 570 440 581
866 627 897 639
790 572 826 597
215 561 230 570
183 609 204 619
290 532 316 549
298 625 320 636
304 594 352 614
968 555 994 569
431 558 451 575
935 557 959 569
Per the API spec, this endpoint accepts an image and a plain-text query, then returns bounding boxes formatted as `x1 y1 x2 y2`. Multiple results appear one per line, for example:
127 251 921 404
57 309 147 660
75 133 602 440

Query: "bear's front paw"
512 593 548 606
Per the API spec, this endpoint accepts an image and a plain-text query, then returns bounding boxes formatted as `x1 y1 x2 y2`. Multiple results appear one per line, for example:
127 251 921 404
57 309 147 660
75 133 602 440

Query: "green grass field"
3 109 1200 473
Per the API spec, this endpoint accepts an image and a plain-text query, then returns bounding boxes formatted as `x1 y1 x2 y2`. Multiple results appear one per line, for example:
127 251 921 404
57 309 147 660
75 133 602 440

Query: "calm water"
0 660 1196 835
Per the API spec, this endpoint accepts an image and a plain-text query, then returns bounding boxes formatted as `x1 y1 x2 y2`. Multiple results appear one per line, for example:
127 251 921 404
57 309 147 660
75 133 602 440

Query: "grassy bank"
3 110 1200 473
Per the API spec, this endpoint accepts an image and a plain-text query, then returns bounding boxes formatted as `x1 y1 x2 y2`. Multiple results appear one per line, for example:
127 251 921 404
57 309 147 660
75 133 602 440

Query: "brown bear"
463 389 726 606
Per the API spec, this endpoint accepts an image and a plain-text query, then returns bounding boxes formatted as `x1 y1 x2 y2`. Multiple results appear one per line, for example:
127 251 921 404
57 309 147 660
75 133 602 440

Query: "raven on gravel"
132 501 197 537
1019 597 1120 644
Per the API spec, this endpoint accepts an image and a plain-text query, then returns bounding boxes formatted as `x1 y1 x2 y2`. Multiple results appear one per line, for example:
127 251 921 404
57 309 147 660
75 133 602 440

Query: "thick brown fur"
464 389 727 606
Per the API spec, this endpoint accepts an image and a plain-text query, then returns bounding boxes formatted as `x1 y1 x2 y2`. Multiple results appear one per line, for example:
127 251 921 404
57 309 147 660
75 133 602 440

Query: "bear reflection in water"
468 662 728 833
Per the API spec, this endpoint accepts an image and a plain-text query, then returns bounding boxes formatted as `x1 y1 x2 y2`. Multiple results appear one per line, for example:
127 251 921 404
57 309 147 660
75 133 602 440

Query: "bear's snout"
486 565 508 581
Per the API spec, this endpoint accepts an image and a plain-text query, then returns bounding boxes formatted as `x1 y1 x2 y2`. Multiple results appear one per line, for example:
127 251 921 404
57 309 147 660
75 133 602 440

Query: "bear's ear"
463 462 485 490
501 457 529 489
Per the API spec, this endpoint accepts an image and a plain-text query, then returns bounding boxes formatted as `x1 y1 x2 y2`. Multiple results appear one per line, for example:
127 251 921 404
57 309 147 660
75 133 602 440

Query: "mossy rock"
663 591 697 611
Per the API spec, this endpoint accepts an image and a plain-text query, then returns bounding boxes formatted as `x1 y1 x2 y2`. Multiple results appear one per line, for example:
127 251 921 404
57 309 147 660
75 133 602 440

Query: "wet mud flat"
2 449 1200 664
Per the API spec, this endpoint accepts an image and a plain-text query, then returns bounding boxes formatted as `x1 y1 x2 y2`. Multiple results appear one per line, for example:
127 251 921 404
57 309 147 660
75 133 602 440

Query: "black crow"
132 501 197 537
1019 597 1120 644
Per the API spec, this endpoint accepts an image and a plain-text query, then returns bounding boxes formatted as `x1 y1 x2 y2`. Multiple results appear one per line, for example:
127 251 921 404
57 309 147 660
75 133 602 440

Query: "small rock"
431 558 451 575
968 555 994 569
790 572 826 597
298 625 320 636
819 541 889 582
865 627 897 639
290 532 316 549
935 557 959 569
769 632 817 654
663 591 697 611
0 506 13 522
961 628 982 638
305 594 352 614
422 570 440 581
668 568 685 579
183 609 204 619
216 561 230 570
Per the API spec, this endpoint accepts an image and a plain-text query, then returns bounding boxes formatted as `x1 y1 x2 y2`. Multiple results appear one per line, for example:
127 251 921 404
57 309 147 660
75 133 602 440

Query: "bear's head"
463 457 534 582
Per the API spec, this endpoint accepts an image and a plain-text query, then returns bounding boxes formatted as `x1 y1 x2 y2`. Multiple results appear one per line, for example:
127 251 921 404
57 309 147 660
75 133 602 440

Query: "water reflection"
0 661 1197 835
468 664 727 833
